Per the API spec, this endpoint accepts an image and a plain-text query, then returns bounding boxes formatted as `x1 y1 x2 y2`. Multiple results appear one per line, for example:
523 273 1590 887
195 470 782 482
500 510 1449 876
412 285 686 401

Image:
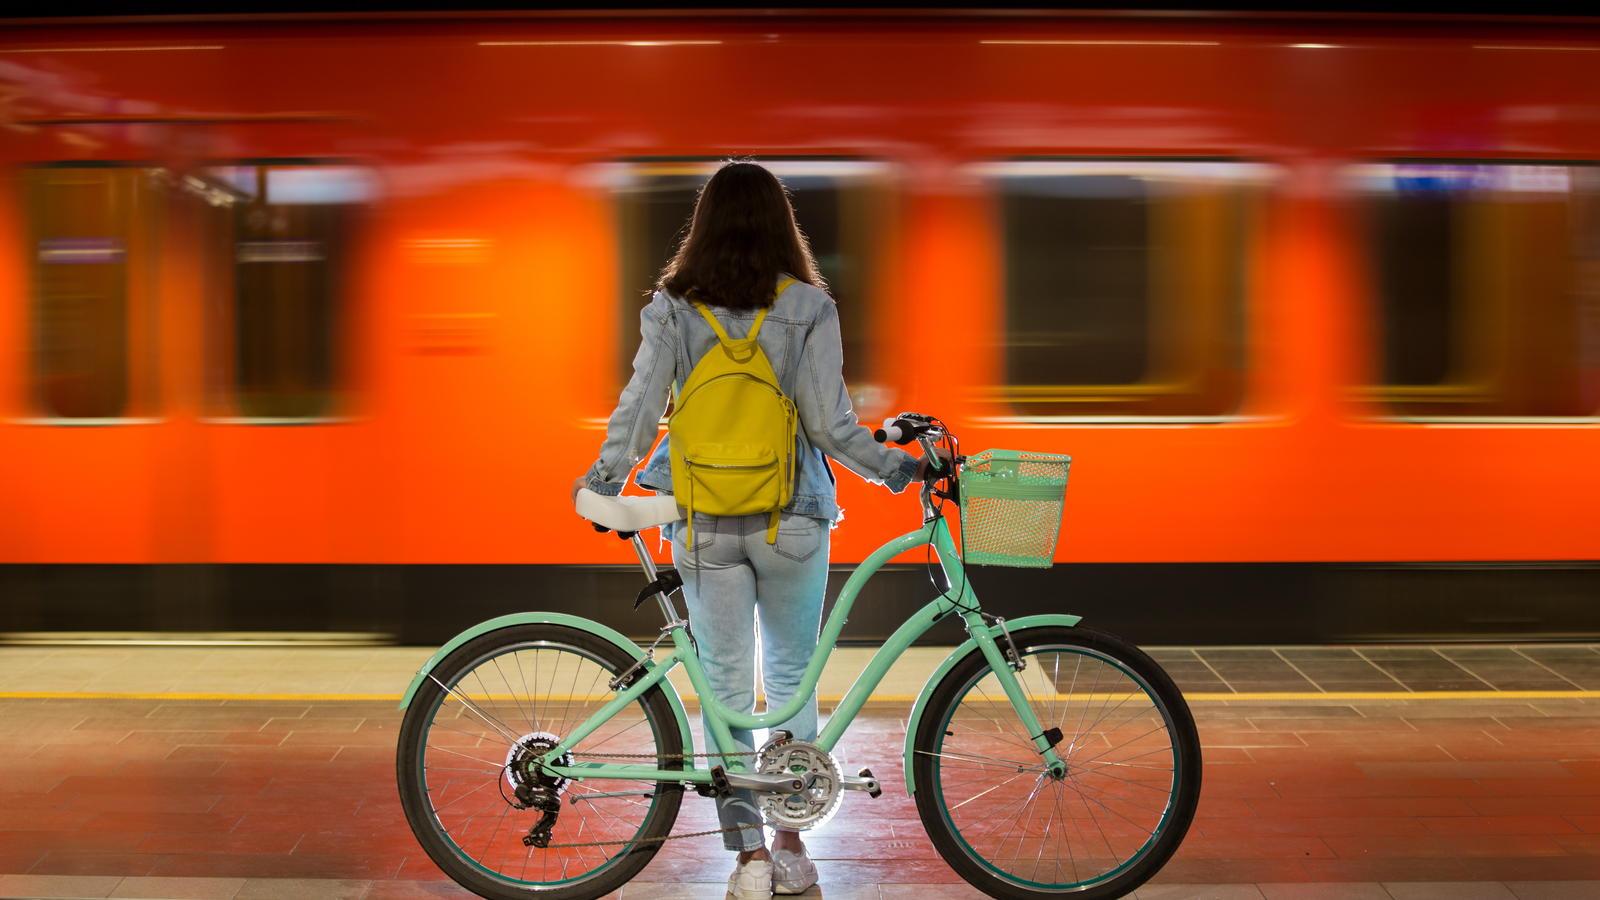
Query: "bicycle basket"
958 449 1071 567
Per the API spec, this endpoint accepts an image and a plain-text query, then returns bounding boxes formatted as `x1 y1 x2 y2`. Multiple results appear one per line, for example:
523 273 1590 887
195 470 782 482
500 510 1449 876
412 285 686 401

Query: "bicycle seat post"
629 532 682 622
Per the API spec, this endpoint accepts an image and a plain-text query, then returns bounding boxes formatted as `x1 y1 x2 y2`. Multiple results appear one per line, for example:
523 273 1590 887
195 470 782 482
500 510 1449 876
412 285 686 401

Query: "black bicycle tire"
396 623 685 900
912 624 1201 900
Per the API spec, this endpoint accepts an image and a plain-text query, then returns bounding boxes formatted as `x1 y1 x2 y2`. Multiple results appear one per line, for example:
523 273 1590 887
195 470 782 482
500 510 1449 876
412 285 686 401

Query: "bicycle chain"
537 821 764 849
531 748 764 849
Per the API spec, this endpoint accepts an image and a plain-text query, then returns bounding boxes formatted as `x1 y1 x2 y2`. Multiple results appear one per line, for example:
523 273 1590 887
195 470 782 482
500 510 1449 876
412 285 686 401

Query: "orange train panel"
1 14 1600 565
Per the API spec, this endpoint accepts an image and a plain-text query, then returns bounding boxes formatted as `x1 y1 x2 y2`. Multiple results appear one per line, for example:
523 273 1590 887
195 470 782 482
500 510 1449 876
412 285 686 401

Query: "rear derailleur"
504 733 572 849
519 790 563 848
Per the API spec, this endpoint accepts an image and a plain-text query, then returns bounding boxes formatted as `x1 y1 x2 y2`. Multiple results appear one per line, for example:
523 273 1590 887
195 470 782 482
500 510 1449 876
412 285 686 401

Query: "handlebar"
874 413 958 481
873 417 929 446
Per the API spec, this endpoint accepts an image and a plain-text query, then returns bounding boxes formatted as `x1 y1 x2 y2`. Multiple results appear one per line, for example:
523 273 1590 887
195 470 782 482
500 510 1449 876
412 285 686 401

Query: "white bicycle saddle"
575 488 685 533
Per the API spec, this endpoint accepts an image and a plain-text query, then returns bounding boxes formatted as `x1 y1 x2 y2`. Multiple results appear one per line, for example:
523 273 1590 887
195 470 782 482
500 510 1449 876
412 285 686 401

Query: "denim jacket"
584 279 918 521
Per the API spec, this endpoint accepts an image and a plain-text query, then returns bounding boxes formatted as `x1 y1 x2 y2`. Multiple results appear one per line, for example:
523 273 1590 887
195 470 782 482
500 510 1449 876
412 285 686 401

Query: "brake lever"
917 434 953 479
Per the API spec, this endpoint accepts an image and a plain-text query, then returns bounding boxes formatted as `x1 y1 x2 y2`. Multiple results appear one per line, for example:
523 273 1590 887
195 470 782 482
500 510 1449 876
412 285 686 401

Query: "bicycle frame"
534 512 1066 787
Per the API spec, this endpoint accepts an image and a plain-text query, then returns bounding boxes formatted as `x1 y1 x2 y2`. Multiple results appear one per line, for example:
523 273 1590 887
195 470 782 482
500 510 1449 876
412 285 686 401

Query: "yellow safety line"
1187 690 1600 700
0 692 404 700
0 691 922 702
4 690 1600 702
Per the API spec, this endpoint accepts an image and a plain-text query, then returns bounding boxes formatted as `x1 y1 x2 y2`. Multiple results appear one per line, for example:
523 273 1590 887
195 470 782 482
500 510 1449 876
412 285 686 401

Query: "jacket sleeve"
792 301 919 493
584 295 676 496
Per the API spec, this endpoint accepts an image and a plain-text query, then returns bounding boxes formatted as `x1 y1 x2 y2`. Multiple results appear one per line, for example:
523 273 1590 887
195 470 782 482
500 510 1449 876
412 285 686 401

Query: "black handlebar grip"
892 418 922 445
873 427 890 443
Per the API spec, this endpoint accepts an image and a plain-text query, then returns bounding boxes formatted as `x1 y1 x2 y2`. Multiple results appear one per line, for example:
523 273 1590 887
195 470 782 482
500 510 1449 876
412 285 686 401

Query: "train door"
15 164 167 577
190 159 388 627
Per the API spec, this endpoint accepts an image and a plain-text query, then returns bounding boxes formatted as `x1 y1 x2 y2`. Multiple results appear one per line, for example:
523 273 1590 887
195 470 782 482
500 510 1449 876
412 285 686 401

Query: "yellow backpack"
669 278 799 545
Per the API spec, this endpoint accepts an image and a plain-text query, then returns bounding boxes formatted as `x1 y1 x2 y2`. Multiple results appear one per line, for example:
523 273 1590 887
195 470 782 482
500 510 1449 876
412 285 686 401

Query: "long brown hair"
658 161 825 310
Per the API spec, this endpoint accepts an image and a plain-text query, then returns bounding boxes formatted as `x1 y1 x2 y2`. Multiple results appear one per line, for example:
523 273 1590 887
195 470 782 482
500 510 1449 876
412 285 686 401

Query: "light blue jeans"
669 511 830 851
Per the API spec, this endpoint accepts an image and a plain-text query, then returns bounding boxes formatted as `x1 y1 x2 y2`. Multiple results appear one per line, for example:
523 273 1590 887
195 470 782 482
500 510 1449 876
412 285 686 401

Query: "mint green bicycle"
396 414 1201 900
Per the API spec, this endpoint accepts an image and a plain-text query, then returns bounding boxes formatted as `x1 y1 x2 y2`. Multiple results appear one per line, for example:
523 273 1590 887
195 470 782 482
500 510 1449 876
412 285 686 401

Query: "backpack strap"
693 301 735 343
691 278 800 346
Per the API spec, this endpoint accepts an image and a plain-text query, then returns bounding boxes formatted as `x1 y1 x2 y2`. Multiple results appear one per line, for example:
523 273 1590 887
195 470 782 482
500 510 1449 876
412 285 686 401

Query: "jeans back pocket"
772 515 822 562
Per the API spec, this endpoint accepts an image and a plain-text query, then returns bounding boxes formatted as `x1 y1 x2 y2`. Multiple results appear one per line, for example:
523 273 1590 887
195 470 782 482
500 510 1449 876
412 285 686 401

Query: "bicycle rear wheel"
912 625 1200 900
397 623 685 900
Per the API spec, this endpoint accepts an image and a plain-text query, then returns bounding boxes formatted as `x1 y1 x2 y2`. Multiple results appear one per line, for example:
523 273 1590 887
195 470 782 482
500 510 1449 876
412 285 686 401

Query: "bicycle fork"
926 514 1068 779
954 606 1069 778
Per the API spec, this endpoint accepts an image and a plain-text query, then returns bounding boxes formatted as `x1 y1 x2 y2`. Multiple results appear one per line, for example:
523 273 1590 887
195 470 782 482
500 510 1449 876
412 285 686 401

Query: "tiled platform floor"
3 646 1600 900
1154 646 1600 694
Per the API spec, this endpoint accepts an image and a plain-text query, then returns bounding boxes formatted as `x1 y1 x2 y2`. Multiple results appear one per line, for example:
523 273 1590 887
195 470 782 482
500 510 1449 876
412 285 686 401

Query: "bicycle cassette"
754 738 843 831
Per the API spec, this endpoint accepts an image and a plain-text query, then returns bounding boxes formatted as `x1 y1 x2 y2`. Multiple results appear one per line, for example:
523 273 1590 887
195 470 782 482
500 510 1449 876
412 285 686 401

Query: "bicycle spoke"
492 655 537 736
971 678 1043 752
960 777 1045 850
423 742 505 770
916 748 1043 770
1062 768 1164 839
580 715 657 755
429 673 524 746
1071 724 1172 768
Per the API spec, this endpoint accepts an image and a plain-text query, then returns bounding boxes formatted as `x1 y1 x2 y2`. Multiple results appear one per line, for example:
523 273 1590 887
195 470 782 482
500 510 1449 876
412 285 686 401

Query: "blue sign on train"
1392 166 1495 194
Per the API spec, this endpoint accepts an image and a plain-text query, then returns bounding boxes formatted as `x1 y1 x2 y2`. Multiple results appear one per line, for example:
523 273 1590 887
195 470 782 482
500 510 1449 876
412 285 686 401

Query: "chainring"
754 739 844 831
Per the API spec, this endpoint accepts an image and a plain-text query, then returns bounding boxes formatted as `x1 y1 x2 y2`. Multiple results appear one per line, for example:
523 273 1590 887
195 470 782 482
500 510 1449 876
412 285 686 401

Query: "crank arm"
841 767 881 797
722 771 806 793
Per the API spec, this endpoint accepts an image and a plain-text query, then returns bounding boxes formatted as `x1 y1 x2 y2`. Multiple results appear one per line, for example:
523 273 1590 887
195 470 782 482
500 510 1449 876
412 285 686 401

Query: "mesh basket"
958 449 1072 567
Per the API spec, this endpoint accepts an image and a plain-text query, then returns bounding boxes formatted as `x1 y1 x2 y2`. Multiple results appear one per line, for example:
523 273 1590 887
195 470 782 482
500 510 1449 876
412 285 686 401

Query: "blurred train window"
981 161 1268 419
1353 163 1600 419
612 161 894 420
200 162 375 420
24 165 160 420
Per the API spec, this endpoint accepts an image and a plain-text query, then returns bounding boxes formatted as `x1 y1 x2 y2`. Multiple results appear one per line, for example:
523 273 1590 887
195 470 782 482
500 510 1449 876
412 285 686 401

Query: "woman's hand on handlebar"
915 447 955 481
572 476 586 503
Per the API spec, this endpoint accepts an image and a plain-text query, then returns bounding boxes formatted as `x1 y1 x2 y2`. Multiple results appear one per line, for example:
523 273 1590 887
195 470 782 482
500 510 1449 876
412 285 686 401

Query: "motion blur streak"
979 40 1221 45
0 45 224 53
2 9 1600 645
478 40 722 46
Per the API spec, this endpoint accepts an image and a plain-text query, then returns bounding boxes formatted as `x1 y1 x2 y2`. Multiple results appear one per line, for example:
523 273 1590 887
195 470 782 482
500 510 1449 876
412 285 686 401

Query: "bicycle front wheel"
912 625 1200 900
397 623 685 900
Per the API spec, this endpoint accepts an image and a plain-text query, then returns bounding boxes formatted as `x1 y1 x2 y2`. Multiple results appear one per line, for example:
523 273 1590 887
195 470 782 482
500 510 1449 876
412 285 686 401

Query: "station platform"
2 643 1599 900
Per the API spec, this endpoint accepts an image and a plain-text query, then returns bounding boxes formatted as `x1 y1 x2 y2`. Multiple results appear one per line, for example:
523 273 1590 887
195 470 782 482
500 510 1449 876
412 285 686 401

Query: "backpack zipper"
691 460 777 470
677 373 790 406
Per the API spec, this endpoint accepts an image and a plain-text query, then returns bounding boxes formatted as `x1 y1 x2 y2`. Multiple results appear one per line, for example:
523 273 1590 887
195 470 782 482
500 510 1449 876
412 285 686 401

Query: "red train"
3 10 1599 644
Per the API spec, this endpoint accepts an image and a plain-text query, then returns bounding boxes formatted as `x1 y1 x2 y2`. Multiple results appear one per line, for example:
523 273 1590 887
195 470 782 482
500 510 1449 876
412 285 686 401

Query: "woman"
575 161 933 900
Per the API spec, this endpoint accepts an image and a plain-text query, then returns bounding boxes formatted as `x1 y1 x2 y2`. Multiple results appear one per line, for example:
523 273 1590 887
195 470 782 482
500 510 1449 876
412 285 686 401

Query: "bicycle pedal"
708 764 734 798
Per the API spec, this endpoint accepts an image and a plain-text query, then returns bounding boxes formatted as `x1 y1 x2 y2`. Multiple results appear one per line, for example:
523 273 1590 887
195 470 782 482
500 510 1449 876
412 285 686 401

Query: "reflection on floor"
1 646 1599 900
